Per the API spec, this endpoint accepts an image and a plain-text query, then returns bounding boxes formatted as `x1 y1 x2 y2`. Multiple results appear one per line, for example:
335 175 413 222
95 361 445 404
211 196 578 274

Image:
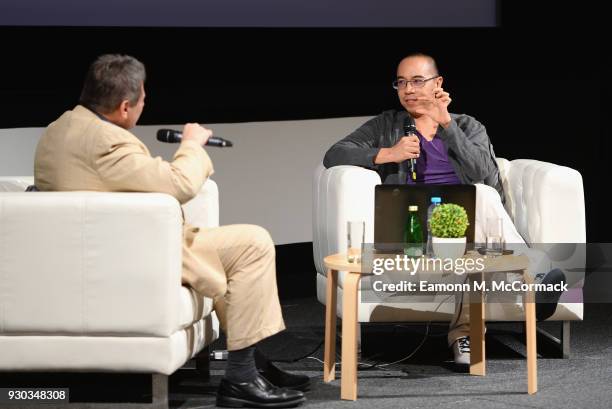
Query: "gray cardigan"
323 110 505 203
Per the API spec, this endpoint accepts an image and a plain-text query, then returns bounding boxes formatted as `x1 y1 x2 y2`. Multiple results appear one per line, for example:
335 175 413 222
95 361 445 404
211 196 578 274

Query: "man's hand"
181 123 212 146
374 135 420 164
413 87 453 128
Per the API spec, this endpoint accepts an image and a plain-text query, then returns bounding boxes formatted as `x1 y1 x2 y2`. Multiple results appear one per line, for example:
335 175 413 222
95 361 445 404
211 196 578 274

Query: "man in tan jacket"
34 54 307 408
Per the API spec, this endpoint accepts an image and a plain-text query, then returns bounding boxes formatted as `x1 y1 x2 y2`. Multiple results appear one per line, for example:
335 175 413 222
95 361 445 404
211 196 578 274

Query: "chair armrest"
182 179 219 228
498 159 586 244
0 176 35 192
0 192 184 337
312 164 381 275
497 159 586 287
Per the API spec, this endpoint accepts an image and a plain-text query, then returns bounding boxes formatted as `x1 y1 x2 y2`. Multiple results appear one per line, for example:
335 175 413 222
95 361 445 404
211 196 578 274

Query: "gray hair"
79 54 146 114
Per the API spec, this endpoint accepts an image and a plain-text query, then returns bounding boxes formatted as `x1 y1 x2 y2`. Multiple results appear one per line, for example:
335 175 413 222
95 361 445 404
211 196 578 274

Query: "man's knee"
233 225 276 285
242 224 275 257
475 183 502 203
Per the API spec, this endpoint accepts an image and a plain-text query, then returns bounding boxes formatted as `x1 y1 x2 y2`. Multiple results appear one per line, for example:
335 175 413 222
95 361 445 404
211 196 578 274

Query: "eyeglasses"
392 76 439 90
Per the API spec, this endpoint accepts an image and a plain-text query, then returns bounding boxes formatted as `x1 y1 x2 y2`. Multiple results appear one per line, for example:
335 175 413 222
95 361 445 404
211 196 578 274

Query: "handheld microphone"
403 117 417 182
156 129 233 147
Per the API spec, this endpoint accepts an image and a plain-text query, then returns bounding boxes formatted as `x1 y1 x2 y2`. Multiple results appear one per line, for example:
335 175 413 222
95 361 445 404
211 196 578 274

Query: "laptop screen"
374 184 476 248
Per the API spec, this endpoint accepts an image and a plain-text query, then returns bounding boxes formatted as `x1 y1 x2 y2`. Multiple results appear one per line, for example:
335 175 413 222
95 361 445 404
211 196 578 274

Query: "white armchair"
313 158 586 356
0 177 221 408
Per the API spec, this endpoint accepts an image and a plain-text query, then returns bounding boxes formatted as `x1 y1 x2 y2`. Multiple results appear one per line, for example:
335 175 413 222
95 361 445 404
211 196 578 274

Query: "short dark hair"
400 53 439 76
79 54 146 114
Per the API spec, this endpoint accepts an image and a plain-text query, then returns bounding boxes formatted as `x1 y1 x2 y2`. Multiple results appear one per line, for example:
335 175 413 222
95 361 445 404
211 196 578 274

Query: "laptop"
374 184 476 252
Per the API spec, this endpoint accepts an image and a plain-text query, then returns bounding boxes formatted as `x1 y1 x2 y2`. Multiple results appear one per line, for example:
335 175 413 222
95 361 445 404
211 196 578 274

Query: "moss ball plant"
429 203 469 238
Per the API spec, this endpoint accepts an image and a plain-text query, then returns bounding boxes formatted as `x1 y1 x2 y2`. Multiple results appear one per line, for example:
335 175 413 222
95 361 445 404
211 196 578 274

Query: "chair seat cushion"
179 286 214 329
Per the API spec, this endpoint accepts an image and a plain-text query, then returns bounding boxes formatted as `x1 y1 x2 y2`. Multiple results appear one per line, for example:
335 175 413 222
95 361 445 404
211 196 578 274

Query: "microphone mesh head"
156 129 180 143
403 116 416 134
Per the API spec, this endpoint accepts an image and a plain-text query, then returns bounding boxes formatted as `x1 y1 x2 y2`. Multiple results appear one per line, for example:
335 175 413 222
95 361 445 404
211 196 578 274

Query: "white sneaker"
452 336 470 365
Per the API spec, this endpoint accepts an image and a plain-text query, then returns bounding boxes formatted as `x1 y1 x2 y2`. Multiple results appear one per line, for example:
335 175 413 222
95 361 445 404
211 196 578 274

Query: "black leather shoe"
535 268 566 321
259 361 311 392
216 374 305 408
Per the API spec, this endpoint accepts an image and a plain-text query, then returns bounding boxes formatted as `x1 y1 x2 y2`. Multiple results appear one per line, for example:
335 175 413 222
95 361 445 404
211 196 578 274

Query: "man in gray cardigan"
324 53 562 367
324 54 504 201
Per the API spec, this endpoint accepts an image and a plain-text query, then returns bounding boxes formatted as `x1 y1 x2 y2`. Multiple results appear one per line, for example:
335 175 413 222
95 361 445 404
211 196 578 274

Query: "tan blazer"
35 105 225 298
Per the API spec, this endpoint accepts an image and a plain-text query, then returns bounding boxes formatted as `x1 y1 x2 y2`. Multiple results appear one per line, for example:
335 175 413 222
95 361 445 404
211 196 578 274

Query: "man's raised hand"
413 87 453 128
181 123 212 146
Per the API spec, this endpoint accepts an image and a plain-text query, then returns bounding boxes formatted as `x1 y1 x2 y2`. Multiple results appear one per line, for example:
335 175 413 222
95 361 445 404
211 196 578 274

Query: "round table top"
323 251 530 274
323 253 363 272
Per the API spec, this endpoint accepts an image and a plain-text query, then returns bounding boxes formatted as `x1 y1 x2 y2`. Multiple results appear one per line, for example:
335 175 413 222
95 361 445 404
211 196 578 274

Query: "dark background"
0 0 606 244
0 0 498 27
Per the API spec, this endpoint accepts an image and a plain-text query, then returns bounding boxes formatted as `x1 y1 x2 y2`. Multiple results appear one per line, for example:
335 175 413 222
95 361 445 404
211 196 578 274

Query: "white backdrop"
0 115 372 245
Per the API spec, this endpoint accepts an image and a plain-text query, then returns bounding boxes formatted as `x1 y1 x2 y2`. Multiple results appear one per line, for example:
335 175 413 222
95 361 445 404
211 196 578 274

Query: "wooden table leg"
340 272 360 400
470 273 486 376
524 272 538 394
324 269 338 382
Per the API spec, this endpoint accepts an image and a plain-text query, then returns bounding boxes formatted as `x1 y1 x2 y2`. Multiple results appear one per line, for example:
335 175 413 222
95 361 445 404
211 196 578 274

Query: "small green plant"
429 203 469 238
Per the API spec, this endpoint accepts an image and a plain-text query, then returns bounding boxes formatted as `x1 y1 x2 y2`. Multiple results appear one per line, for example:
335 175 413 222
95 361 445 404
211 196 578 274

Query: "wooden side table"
322 253 362 400
322 252 537 401
466 253 537 395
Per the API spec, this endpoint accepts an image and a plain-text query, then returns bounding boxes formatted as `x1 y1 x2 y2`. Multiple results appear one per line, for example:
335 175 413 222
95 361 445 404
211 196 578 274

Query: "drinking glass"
347 221 365 263
485 217 504 256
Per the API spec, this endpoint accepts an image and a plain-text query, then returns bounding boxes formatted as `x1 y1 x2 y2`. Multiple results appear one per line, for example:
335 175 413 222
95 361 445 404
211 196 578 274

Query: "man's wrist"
439 114 452 129
374 148 390 164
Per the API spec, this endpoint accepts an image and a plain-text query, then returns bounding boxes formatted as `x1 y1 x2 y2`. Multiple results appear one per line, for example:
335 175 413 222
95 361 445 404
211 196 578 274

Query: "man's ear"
436 76 444 88
118 100 130 119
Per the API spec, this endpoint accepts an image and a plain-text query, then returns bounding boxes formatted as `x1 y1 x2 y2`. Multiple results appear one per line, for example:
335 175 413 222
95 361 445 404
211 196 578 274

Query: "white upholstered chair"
312 158 586 357
0 177 221 408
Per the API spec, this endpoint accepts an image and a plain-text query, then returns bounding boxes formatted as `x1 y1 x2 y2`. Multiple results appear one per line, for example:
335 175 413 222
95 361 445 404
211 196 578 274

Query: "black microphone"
403 116 417 182
156 129 233 147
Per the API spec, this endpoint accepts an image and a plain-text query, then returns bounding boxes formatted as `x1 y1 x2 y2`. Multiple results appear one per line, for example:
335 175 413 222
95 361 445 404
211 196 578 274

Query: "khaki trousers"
184 224 285 351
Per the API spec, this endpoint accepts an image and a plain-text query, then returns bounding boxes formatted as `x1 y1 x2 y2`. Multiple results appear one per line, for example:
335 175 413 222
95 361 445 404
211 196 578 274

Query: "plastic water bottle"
426 197 442 257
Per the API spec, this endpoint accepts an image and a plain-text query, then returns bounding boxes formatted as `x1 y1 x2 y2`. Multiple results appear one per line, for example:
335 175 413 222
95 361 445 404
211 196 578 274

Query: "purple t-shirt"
406 130 461 185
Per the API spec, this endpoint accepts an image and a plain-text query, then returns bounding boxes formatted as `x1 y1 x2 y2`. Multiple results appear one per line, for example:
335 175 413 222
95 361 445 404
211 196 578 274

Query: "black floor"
166 299 612 409
2 299 612 408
